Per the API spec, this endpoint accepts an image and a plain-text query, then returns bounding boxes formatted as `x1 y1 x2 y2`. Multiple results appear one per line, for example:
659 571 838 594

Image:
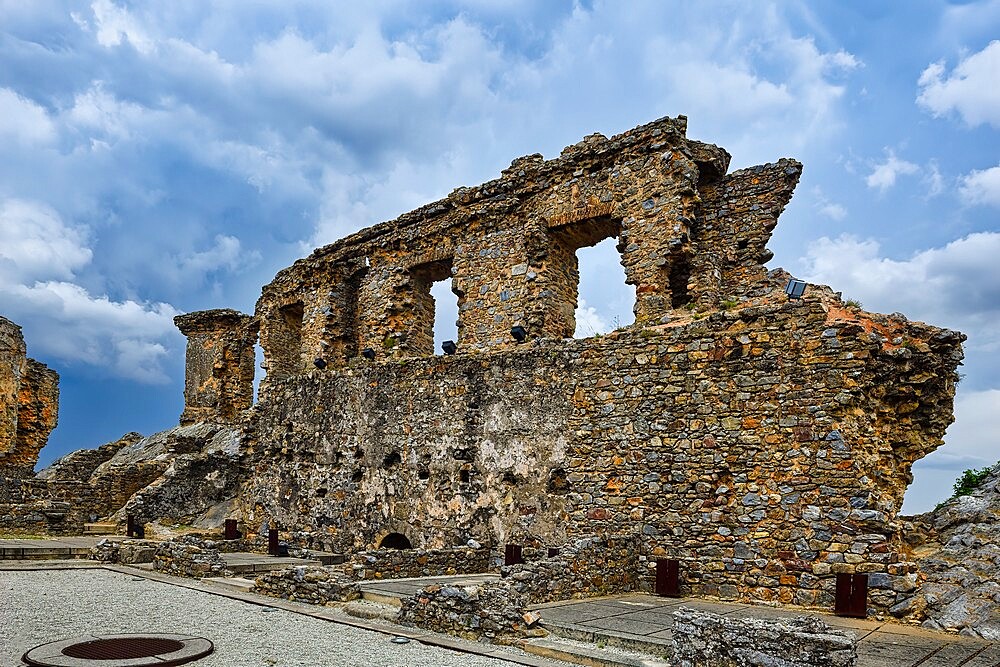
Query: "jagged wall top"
250 115 801 391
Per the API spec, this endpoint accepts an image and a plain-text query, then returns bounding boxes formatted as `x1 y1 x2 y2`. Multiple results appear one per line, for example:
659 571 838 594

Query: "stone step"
519 637 671 667
219 552 321 574
0 545 95 560
83 522 118 535
298 550 345 566
540 619 670 657
343 599 399 621
204 576 256 593
360 589 403 607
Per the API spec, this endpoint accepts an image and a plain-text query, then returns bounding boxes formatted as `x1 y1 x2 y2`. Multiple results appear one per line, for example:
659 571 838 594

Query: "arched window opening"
379 532 413 550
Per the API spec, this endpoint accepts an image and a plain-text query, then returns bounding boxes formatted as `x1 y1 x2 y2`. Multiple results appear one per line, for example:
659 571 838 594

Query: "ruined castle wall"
241 293 961 613
168 116 965 616
251 117 750 401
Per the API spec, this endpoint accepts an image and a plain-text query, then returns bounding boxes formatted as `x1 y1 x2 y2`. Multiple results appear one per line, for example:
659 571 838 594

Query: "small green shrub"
844 298 863 309
720 299 739 310
952 466 993 498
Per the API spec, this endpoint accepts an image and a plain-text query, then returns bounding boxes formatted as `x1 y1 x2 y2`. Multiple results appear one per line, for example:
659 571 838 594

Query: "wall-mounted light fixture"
442 340 457 355
313 357 327 369
362 348 376 360
785 278 807 299
510 325 527 343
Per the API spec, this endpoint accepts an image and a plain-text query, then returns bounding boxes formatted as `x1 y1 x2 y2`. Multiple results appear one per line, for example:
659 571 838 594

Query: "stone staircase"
82 522 118 535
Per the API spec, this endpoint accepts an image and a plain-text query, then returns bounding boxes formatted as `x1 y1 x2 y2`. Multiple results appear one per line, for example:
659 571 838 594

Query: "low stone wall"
152 538 231 578
397 580 540 643
91 538 158 564
671 608 857 667
254 566 360 605
341 545 492 580
501 536 638 603
0 477 96 535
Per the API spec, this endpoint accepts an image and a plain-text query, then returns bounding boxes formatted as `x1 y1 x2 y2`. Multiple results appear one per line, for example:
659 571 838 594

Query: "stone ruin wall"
0 316 59 479
171 115 964 615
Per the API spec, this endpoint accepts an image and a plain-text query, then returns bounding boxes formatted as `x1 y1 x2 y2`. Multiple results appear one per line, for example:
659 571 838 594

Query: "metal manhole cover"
22 633 213 666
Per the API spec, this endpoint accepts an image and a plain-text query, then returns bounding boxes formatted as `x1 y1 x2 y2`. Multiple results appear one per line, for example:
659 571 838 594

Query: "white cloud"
917 40 1000 127
174 235 261 280
959 164 1000 207
574 299 609 338
925 388 1000 470
90 0 154 54
818 202 847 220
801 232 1000 321
0 199 92 283
905 388 1000 513
1 281 180 383
865 149 919 192
0 88 56 146
812 187 847 221
0 197 180 383
924 162 945 198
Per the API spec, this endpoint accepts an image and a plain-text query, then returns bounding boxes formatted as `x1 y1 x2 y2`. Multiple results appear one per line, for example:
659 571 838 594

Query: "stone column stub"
174 308 258 426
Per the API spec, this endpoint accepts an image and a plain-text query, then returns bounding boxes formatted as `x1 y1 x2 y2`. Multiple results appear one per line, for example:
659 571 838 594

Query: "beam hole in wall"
379 532 413 550
351 468 363 483
316 487 327 498
548 467 569 493
459 469 471 484
383 451 401 468
502 471 523 485
417 467 430 480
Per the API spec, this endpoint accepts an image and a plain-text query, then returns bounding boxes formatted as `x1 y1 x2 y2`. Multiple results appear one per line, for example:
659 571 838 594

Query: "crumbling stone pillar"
0 316 59 477
0 316 27 460
174 309 257 426
618 151 701 323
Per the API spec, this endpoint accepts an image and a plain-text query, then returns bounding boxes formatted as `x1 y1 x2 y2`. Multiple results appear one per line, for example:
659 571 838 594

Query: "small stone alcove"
378 532 413 550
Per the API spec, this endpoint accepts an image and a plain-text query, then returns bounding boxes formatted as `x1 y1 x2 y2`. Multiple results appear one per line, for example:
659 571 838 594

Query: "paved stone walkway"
0 535 122 559
530 593 1000 667
3 540 997 666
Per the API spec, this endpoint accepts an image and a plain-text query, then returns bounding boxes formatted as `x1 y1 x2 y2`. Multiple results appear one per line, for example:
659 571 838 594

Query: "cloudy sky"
1 1 997 513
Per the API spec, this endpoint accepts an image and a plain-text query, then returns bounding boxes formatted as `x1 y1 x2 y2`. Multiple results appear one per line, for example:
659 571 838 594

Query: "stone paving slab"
218 552 321 573
532 593 992 667
0 535 123 560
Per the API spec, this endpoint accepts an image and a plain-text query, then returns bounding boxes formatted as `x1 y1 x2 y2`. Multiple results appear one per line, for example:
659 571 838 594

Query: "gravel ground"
0 569 545 667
